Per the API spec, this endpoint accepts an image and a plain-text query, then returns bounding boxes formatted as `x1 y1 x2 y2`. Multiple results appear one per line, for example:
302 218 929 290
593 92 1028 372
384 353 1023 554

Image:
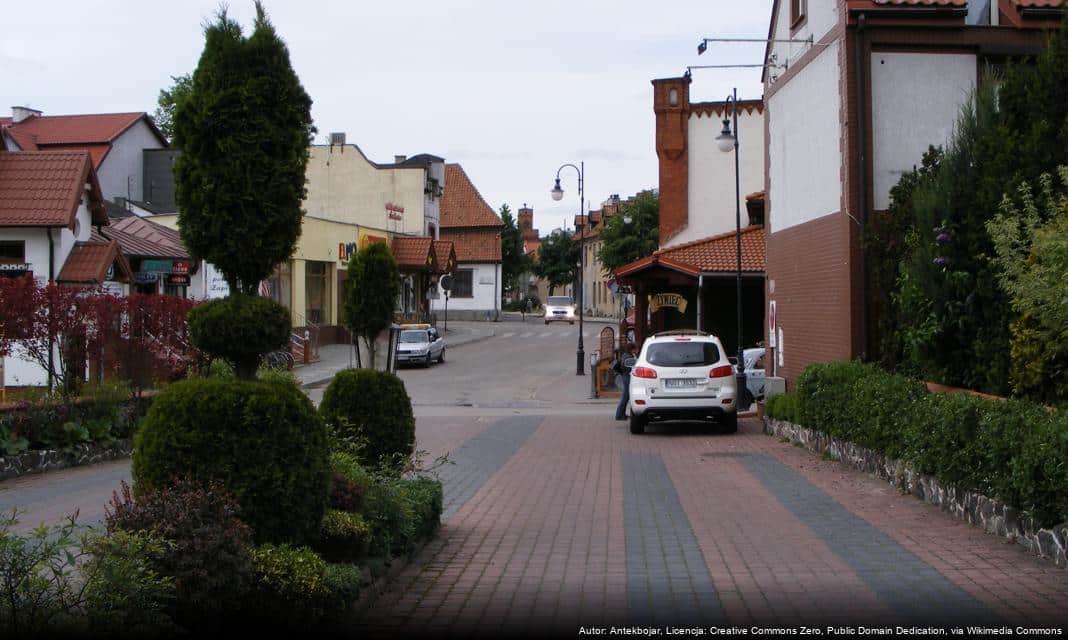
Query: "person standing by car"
613 343 638 421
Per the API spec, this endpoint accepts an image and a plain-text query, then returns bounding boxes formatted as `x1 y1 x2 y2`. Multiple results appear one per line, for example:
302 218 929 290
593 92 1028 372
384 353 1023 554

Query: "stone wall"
0 439 133 482
763 417 1068 570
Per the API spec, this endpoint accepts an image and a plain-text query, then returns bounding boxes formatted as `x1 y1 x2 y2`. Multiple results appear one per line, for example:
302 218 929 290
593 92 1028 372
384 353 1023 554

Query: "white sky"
2 0 773 234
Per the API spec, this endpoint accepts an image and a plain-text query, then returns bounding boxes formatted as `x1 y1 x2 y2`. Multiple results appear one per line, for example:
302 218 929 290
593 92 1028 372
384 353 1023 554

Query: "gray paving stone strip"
622 451 726 626
435 414 543 520
724 452 1002 626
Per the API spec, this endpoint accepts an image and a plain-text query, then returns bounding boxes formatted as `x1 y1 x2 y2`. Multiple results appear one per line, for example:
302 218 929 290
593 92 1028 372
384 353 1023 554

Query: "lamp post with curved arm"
714 88 747 404
551 161 585 376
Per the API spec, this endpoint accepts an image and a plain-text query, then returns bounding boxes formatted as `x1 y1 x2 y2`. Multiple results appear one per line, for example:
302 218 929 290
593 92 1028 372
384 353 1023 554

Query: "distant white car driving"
544 296 576 325
628 330 739 435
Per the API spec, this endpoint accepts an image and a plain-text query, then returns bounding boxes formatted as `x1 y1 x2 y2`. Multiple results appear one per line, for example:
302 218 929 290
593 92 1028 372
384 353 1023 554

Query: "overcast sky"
2 0 773 234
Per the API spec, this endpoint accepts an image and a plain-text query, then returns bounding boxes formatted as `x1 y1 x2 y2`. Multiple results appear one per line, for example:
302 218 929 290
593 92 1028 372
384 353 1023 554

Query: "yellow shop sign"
648 293 687 314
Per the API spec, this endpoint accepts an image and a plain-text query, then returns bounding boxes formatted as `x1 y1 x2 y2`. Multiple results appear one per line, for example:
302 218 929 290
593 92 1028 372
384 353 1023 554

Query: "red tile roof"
0 151 107 228
100 216 189 259
431 240 457 274
440 164 503 228
0 112 166 168
57 238 132 284
1012 0 1063 6
440 227 502 263
391 236 435 270
615 226 766 279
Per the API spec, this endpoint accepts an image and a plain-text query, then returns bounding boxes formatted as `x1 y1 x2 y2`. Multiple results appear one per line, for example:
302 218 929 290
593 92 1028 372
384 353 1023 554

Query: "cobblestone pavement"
359 413 1068 636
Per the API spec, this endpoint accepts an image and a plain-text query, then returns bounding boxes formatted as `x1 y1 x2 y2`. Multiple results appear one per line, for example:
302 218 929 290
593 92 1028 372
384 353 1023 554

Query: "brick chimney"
652 76 691 245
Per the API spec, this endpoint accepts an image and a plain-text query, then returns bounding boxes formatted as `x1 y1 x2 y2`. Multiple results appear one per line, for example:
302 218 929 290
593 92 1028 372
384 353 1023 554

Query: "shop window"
0 241 25 263
451 269 474 298
305 261 331 325
269 261 292 309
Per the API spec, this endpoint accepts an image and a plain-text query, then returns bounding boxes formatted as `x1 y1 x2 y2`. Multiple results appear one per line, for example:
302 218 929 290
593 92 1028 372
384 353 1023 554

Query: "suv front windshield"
645 342 720 367
399 330 428 343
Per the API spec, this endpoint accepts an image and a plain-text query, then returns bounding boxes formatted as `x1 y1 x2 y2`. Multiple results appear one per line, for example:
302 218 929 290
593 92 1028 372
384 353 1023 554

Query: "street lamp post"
714 88 748 406
551 162 585 376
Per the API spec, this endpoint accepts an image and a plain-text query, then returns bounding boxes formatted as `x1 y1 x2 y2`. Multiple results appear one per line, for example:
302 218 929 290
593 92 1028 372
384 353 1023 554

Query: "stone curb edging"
762 416 1068 570
349 529 440 618
0 439 134 482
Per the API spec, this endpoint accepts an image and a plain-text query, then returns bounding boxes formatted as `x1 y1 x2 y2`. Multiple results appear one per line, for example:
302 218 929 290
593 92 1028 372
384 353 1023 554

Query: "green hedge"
132 378 330 544
319 369 415 469
790 361 1068 526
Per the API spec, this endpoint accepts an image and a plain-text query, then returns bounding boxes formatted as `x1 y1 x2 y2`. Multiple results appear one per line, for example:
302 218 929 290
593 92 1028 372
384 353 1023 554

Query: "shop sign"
358 230 388 249
141 259 172 273
134 272 159 285
386 202 404 221
338 242 357 261
165 274 190 286
0 263 31 277
172 260 191 275
648 293 687 314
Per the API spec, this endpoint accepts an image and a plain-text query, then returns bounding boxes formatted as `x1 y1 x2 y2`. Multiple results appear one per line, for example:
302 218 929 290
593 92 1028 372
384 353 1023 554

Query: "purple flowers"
936 232 952 244
933 256 950 267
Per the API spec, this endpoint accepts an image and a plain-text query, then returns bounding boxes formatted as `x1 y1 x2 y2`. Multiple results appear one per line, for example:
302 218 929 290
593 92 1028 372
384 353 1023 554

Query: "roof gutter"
848 7 966 19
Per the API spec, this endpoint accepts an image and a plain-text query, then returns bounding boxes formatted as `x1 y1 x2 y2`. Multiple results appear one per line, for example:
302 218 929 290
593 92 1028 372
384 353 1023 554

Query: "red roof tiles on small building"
391 236 436 271
0 151 107 228
431 240 457 274
0 112 166 169
101 216 189 259
57 239 132 285
615 226 766 279
440 164 503 228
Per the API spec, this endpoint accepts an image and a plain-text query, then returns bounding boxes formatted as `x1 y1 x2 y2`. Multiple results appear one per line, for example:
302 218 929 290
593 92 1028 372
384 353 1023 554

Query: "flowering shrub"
0 276 199 393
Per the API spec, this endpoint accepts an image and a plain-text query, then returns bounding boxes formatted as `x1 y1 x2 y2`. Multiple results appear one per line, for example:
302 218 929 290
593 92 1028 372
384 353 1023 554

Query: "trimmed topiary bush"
132 378 330 544
187 294 290 379
319 369 415 468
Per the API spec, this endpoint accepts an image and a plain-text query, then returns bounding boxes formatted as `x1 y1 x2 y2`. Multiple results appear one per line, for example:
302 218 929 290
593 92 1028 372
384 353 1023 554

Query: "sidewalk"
295 321 497 388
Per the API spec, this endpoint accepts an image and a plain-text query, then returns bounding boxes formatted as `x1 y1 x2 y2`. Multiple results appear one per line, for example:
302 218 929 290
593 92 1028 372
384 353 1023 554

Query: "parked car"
627 330 739 435
544 296 576 325
395 324 445 367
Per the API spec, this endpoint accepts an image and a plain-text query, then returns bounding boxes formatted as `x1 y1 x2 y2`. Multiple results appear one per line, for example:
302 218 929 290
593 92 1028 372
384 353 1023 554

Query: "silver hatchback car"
627 330 739 434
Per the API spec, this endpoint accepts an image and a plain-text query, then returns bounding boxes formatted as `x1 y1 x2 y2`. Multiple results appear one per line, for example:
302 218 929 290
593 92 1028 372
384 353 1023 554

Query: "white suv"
543 296 576 325
627 330 739 435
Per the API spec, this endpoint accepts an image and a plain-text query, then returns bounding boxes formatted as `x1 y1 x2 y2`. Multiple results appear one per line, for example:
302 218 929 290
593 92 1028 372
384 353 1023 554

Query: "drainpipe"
696 274 704 331
47 228 55 389
855 12 869 362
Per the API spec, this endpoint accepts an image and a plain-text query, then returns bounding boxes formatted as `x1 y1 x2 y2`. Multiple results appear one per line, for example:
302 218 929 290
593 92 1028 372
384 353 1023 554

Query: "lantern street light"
715 88 748 406
551 161 585 375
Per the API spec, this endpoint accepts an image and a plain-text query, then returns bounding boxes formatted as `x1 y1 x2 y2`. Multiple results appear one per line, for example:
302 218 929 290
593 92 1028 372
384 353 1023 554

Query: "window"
451 269 474 298
0 241 25 263
305 261 331 325
646 342 721 367
791 0 807 28
966 0 992 25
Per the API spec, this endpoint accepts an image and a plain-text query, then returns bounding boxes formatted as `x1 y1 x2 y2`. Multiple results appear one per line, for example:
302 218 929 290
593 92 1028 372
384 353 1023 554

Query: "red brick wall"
765 212 857 387
652 77 691 245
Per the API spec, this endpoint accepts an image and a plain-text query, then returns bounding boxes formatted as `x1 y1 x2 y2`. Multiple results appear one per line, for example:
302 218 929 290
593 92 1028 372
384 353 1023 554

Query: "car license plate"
554 311 565 315
664 378 697 388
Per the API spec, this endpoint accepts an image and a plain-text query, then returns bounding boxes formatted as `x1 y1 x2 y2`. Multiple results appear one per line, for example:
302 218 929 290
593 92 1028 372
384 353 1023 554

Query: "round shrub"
188 294 290 379
132 378 330 544
319 369 415 468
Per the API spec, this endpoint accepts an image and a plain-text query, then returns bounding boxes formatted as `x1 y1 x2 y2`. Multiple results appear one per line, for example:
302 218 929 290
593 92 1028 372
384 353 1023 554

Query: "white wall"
672 108 764 248
768 40 842 233
430 263 501 315
96 120 165 203
871 52 977 210
767 0 839 80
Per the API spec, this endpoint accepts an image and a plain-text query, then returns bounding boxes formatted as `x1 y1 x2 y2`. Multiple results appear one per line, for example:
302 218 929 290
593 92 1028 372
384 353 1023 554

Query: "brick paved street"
360 411 1068 635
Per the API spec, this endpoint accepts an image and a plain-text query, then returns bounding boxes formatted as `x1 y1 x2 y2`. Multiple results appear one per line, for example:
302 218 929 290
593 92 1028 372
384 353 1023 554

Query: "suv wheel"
629 413 645 435
720 412 738 434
